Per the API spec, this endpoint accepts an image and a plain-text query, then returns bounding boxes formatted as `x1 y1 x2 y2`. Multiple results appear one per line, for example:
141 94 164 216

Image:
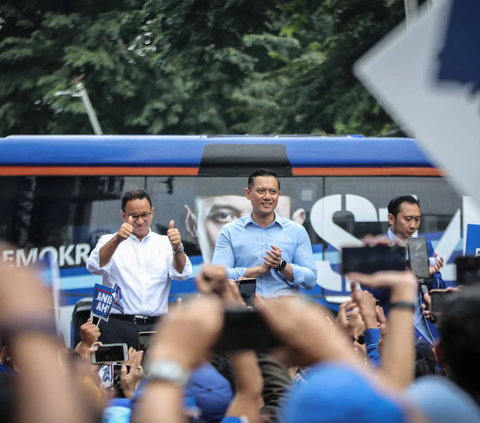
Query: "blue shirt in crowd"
212 212 317 297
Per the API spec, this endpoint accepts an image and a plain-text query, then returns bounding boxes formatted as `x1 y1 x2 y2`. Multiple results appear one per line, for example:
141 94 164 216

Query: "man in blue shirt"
212 169 317 297
366 195 445 344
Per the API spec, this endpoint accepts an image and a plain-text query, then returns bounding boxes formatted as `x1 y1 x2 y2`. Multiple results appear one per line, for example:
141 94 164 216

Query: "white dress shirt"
87 230 192 316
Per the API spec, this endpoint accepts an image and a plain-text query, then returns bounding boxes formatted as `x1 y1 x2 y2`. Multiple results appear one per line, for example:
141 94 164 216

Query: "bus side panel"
0 174 463 344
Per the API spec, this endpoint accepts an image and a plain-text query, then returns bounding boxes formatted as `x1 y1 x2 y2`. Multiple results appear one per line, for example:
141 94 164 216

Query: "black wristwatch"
278 260 287 271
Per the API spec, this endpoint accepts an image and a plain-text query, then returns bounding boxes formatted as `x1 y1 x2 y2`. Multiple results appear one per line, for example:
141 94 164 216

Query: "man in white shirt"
87 189 192 348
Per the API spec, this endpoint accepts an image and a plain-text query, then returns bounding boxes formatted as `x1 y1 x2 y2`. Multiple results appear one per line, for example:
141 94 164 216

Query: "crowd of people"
1 169 480 423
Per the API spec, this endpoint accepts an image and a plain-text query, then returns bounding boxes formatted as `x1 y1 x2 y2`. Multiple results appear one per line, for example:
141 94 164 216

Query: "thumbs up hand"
118 216 134 241
167 220 182 250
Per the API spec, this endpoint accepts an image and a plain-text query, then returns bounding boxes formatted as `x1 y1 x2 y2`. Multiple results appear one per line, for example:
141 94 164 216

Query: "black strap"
389 301 415 312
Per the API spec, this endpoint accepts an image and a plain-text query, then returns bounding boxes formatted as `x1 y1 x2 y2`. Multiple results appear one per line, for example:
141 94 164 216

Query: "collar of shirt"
244 211 284 229
129 228 152 243
387 227 408 245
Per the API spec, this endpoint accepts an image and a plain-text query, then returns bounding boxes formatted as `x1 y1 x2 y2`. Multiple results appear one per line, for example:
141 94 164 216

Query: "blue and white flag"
100 364 113 388
111 284 124 314
92 284 115 322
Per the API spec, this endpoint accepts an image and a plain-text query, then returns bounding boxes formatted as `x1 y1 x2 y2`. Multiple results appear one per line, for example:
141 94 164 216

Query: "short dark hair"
121 189 152 211
439 286 480 402
414 339 436 379
387 195 420 218
247 169 280 191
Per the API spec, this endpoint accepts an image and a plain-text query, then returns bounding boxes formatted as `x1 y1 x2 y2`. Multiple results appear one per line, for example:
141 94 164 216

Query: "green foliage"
0 0 405 137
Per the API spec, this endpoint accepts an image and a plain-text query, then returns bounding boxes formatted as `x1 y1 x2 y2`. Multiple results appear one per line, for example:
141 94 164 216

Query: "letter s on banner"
310 194 378 293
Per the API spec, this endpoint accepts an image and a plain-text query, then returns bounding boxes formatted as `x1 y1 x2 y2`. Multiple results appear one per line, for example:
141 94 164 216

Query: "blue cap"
103 398 132 423
186 363 233 423
280 363 407 423
407 376 480 423
130 380 200 418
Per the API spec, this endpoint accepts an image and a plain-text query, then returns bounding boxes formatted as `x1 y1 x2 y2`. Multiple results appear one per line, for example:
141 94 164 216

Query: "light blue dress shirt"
212 212 317 297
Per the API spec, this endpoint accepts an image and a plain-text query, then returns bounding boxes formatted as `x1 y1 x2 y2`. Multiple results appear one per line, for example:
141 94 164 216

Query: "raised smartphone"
215 309 281 352
138 331 158 353
341 245 406 274
112 363 131 398
91 343 129 364
407 237 430 279
430 289 454 313
238 278 256 308
456 256 480 286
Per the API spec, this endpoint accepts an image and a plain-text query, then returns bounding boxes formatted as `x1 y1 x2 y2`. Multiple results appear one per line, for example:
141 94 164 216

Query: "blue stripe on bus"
0 136 433 168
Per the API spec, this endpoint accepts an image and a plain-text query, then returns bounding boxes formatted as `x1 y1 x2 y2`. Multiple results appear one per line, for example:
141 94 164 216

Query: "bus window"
0 176 144 268
323 176 461 239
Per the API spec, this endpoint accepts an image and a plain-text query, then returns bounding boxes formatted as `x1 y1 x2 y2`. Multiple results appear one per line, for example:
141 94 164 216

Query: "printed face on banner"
185 194 304 263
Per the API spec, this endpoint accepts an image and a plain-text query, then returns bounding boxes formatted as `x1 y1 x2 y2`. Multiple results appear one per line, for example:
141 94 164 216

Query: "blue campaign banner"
438 0 480 90
92 284 115 321
465 224 480 256
111 284 124 314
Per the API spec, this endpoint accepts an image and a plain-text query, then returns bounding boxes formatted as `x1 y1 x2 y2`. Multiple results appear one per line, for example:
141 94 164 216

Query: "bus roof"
0 135 433 168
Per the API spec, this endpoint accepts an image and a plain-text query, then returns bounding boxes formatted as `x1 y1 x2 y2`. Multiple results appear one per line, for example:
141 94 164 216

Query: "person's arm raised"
74 318 100 357
259 299 359 367
98 216 134 267
167 220 187 274
225 351 263 423
0 259 89 423
134 297 223 423
347 271 417 391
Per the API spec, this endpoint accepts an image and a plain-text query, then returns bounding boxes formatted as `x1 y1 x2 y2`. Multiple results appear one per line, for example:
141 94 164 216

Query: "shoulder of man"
426 239 436 255
146 230 170 243
223 216 249 232
278 216 305 232
95 233 116 246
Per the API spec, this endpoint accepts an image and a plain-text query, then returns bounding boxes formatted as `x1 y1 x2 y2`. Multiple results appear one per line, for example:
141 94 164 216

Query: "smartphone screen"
92 344 128 363
138 331 158 353
341 245 406 274
215 309 281 352
407 238 430 279
113 364 130 398
456 256 480 286
238 279 256 308
430 290 454 313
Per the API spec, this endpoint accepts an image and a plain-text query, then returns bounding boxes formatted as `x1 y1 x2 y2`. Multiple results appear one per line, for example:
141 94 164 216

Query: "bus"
0 135 469 345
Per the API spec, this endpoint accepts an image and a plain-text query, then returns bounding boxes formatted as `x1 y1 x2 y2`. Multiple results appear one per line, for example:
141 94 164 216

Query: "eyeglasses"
128 212 152 222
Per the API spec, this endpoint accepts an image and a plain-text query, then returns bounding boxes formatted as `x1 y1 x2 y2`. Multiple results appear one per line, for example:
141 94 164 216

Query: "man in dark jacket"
366 195 445 344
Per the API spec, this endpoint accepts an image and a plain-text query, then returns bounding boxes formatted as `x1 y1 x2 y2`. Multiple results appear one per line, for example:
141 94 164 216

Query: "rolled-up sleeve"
86 235 114 275
169 255 193 281
289 229 317 290
364 328 381 367
212 229 247 280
